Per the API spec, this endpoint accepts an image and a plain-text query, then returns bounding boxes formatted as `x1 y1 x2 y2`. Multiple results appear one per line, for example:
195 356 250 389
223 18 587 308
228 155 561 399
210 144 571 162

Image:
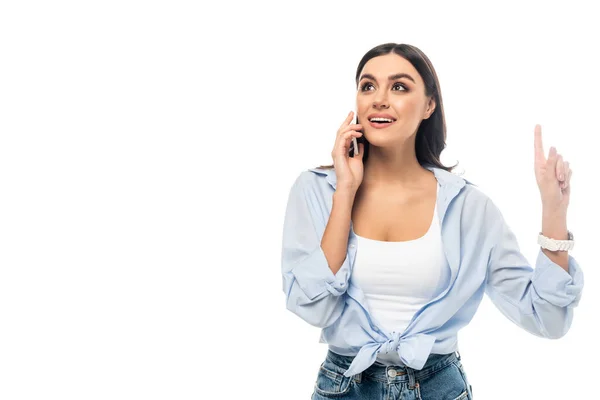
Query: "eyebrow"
358 73 416 84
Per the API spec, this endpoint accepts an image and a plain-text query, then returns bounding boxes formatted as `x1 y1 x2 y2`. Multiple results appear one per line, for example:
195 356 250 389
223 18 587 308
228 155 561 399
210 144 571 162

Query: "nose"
372 91 389 109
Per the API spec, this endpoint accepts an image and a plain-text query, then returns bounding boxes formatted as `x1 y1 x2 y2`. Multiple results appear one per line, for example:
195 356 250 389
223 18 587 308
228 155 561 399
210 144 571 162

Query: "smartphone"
348 116 365 157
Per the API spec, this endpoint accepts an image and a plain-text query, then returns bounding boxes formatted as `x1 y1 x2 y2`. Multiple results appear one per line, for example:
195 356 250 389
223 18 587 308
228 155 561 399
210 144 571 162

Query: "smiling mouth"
368 118 396 128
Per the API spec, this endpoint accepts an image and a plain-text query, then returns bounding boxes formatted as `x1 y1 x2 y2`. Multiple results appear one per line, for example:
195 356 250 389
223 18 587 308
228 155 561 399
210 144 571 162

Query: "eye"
392 82 407 91
360 82 374 91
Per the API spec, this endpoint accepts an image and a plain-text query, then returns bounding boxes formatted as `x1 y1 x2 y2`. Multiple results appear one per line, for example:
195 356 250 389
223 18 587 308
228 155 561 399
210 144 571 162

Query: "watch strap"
537 230 574 251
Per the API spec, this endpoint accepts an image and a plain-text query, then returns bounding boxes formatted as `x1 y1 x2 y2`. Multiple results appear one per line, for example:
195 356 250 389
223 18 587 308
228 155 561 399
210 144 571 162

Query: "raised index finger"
534 124 546 163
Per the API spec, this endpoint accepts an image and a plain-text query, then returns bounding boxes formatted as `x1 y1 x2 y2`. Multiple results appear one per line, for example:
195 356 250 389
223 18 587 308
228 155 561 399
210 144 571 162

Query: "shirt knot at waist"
381 334 401 355
342 332 437 378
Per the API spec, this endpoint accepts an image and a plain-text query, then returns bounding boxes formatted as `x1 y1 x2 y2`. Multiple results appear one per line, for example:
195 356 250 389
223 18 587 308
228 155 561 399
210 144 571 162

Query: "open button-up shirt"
281 164 584 378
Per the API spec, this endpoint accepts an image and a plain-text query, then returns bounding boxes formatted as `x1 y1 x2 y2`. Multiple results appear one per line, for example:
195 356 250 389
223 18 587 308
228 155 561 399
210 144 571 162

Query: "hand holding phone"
331 111 365 192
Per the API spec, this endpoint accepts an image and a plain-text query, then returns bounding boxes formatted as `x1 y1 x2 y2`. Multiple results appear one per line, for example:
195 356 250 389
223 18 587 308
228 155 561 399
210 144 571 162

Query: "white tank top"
351 183 449 365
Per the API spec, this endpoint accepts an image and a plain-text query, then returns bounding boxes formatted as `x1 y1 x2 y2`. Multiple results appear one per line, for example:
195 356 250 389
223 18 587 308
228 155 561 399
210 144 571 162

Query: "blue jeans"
311 349 474 400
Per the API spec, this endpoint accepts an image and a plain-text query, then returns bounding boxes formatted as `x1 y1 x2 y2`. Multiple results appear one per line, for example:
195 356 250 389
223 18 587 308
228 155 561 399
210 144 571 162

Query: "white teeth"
370 117 393 122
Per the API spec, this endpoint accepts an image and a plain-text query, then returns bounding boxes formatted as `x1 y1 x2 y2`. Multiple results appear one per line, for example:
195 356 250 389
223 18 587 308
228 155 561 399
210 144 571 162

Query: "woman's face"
356 53 435 146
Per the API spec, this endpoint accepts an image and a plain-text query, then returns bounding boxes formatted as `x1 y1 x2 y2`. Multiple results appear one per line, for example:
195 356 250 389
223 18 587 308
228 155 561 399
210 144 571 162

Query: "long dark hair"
315 43 459 173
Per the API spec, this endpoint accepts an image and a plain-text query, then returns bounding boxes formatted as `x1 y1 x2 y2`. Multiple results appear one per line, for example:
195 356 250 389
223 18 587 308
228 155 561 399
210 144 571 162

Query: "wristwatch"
537 230 574 251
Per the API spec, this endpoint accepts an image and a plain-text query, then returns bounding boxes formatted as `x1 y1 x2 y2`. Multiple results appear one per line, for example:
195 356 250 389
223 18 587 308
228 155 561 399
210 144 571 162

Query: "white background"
0 1 598 399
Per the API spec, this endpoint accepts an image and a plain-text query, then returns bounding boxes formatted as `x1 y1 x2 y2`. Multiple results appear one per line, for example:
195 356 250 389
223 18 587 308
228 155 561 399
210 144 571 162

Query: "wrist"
542 207 567 219
541 213 568 240
334 188 357 200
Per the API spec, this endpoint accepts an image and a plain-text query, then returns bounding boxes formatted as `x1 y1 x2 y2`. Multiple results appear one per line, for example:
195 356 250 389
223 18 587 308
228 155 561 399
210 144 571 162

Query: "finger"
562 166 572 189
343 130 362 144
335 130 362 154
339 124 363 136
343 131 362 149
562 181 570 195
534 124 546 164
338 111 354 131
564 161 570 179
556 154 565 181
546 146 559 180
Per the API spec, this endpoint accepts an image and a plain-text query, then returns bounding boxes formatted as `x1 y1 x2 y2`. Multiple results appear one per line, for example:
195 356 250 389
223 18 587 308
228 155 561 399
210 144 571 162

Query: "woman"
281 43 583 400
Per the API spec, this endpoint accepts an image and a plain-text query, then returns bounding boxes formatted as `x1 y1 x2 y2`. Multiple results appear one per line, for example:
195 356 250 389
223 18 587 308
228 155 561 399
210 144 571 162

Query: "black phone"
348 116 365 157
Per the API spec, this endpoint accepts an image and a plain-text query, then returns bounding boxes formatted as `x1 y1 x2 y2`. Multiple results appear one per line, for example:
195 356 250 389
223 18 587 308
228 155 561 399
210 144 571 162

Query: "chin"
365 128 407 142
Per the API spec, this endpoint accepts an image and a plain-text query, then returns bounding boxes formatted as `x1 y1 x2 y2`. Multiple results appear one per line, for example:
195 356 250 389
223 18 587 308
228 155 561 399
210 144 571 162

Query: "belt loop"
456 350 461 361
353 372 362 383
407 368 416 389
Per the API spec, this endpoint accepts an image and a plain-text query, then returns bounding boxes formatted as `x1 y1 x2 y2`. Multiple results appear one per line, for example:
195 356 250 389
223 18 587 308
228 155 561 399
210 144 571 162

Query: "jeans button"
387 369 397 377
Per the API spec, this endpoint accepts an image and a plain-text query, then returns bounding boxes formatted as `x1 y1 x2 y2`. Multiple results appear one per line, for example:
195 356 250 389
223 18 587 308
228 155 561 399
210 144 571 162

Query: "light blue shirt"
281 164 584 378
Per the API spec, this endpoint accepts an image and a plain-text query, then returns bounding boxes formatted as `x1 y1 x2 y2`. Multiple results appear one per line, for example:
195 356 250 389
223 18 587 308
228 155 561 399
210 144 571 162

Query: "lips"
367 113 397 122
368 119 395 129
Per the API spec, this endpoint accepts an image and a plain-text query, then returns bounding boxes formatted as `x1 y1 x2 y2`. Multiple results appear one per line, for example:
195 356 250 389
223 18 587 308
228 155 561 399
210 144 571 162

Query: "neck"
362 146 429 188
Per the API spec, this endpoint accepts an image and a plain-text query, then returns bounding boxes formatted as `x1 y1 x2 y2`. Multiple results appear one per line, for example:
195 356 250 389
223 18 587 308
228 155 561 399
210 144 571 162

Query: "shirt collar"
307 163 474 192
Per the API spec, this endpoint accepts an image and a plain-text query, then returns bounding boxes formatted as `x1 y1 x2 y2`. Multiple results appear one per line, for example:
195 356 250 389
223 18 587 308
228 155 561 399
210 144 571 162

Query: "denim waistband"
325 349 460 385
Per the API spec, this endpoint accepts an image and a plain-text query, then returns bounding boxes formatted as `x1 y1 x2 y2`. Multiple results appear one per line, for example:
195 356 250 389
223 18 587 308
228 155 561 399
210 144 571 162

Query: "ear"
424 97 436 119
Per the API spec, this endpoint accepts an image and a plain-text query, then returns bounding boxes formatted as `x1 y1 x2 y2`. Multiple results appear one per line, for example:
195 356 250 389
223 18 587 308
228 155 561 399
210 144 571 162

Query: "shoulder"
456 182 506 230
296 167 328 186
436 167 495 218
287 167 333 196
461 183 490 204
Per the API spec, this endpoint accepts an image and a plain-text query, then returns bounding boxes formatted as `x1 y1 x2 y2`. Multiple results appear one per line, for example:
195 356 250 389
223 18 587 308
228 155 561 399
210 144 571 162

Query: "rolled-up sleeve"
483 198 584 339
281 171 351 328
